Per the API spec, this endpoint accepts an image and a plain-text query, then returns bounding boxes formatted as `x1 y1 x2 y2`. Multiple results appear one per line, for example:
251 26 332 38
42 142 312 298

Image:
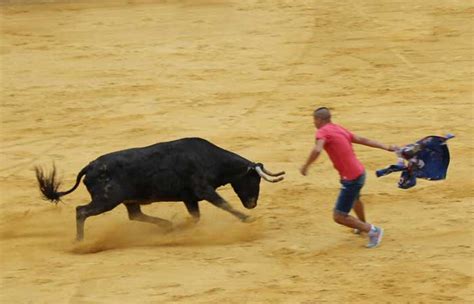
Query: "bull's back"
103 137 242 167
83 138 239 201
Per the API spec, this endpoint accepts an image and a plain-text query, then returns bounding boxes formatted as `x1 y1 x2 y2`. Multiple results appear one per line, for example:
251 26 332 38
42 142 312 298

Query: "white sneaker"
367 226 383 248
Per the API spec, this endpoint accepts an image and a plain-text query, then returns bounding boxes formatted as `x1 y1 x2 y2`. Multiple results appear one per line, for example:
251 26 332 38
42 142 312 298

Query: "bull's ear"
245 164 257 174
250 163 264 170
248 163 263 172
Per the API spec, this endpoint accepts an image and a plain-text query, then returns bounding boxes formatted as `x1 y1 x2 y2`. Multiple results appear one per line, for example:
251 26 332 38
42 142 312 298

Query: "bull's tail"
35 164 89 203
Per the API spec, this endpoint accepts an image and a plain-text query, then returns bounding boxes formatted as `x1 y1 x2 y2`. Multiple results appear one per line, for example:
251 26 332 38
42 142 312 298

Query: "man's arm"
352 134 398 151
300 139 325 176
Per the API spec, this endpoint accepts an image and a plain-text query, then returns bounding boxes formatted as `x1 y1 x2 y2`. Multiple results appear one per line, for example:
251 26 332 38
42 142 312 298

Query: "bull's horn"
255 166 284 183
261 167 285 177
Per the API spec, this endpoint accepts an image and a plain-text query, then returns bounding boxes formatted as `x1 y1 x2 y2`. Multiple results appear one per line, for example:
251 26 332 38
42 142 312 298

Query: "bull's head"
231 163 285 209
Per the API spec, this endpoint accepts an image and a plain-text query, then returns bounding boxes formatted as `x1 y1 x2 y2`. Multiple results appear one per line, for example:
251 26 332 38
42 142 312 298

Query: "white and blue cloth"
376 134 454 189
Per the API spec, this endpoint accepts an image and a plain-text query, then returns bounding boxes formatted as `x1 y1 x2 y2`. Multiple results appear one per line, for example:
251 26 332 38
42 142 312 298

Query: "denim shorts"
334 172 366 215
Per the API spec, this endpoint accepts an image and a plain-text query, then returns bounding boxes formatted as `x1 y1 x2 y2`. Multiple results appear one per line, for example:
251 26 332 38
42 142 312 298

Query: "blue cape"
376 134 454 189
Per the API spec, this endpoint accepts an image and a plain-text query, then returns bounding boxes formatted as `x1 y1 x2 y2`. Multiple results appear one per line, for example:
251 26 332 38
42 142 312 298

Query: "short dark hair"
313 107 331 120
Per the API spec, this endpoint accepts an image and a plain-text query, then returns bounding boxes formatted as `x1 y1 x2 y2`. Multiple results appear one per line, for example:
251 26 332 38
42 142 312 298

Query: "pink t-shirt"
316 123 364 180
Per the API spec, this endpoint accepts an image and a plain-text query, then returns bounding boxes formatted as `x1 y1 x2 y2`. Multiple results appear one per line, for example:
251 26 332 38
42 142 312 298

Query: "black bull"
35 138 285 240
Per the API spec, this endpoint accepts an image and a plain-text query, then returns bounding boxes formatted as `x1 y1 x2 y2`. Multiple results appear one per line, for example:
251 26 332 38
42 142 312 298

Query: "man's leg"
333 210 383 248
353 199 366 223
334 176 367 231
333 211 371 232
333 173 384 248
352 198 366 234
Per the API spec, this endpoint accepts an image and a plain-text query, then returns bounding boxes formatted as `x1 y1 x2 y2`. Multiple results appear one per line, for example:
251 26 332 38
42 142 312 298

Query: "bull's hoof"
158 222 174 233
183 217 200 226
174 218 199 230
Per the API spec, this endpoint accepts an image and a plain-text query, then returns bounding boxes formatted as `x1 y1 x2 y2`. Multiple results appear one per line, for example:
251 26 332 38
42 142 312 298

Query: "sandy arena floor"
1 0 473 303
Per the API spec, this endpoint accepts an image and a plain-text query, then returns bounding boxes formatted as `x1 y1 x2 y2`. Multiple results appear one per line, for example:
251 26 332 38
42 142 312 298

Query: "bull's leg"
76 201 118 241
183 200 200 223
125 204 172 229
199 189 250 222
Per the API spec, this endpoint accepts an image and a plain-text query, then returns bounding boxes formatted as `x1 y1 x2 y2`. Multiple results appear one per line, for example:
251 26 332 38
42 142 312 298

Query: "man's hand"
300 165 309 176
387 145 400 152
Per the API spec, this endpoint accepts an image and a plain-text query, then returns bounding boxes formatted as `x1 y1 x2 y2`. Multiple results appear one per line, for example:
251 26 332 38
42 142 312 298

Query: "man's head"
313 107 331 129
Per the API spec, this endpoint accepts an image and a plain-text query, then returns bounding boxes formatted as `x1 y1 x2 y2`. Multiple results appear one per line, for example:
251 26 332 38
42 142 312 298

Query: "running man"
300 107 398 248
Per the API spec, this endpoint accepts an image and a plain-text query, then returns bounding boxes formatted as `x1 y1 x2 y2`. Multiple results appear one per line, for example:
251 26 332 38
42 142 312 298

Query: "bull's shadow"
70 217 263 254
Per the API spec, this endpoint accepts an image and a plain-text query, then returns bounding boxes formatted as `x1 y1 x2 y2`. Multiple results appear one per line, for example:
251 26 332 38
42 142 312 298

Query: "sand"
1 0 473 303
